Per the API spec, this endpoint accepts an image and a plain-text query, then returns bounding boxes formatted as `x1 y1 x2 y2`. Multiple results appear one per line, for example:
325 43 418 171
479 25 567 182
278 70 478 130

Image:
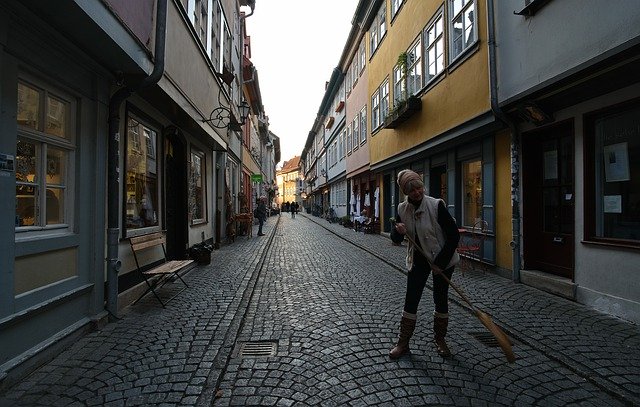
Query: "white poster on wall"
603 142 630 182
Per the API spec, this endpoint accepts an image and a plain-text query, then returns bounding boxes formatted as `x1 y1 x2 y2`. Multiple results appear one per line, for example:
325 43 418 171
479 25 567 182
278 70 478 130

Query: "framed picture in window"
603 142 630 182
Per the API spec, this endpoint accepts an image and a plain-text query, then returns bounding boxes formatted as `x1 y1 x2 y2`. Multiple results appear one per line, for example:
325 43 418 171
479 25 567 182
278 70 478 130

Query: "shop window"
189 147 207 224
586 101 640 244
462 159 482 227
16 80 74 231
125 115 159 235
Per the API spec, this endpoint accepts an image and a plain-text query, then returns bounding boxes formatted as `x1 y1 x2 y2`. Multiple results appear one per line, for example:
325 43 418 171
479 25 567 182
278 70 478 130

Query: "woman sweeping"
389 169 460 358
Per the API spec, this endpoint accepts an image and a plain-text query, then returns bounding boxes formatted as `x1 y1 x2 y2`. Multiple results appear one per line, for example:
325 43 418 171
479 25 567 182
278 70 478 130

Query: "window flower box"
383 96 422 129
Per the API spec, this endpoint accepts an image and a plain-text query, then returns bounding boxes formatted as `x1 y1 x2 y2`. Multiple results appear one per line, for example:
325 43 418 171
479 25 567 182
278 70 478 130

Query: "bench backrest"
130 232 168 268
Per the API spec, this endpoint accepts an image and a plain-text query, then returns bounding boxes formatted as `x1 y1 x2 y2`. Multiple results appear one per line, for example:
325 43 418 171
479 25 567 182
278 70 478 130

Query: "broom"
392 220 516 363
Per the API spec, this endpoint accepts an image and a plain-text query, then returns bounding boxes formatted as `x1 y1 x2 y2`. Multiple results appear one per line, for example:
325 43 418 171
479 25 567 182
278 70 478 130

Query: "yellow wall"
495 129 513 271
368 0 491 165
15 248 78 295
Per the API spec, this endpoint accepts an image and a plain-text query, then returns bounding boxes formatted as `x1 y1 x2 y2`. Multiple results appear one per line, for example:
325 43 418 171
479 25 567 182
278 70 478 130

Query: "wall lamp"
204 100 251 130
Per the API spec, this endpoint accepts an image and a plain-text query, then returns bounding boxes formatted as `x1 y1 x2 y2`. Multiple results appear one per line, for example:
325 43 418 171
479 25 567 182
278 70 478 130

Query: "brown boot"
389 314 416 359
434 315 452 357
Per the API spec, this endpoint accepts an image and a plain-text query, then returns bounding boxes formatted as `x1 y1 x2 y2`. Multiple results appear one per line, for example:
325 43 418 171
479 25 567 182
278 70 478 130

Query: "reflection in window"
449 0 476 60
16 80 72 229
190 148 206 223
462 159 482 227
125 116 159 232
594 104 640 241
406 42 422 96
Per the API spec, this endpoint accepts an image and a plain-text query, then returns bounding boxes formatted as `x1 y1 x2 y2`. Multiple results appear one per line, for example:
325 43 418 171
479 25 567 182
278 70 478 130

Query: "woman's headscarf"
397 169 423 195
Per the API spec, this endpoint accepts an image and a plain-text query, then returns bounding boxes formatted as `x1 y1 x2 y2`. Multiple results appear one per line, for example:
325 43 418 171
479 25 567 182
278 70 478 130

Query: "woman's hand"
394 222 407 235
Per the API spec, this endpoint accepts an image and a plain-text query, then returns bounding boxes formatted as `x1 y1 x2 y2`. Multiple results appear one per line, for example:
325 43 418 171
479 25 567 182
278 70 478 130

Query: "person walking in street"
256 196 267 236
291 201 297 219
389 169 460 359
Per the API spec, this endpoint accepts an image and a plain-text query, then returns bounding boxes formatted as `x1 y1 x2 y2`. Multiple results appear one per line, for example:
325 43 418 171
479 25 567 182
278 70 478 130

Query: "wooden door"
522 121 575 278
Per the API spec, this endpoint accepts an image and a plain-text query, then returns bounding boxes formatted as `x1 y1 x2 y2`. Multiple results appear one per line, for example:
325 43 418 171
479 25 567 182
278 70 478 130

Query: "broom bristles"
476 310 516 363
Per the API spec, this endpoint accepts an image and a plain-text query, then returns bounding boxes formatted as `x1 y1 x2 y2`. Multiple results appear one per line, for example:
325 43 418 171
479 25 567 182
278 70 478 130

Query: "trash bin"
189 242 213 265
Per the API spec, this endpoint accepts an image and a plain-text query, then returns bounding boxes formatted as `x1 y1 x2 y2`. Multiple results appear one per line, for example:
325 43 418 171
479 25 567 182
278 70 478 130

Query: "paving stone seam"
197 216 282 406
301 214 640 407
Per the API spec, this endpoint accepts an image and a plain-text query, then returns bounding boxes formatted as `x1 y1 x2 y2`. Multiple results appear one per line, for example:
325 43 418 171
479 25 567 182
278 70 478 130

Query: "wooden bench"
130 232 193 307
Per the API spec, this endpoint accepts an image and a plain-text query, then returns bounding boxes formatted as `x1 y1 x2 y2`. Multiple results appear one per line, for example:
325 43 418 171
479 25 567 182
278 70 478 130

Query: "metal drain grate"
236 341 278 358
468 331 510 348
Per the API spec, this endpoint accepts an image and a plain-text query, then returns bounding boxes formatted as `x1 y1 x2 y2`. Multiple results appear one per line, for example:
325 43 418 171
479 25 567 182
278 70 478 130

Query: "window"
16 80 74 230
462 159 482 227
391 0 405 18
347 124 352 152
358 41 366 75
190 147 206 223
352 117 359 151
371 90 380 130
393 65 405 104
449 0 477 61
125 115 159 234
211 0 222 72
586 101 640 244
194 0 208 47
424 12 445 83
406 41 422 96
380 79 390 124
360 106 367 144
370 3 386 54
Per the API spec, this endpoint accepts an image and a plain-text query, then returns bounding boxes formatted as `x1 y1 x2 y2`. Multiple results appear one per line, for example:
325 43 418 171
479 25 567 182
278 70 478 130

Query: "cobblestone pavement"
1 213 639 406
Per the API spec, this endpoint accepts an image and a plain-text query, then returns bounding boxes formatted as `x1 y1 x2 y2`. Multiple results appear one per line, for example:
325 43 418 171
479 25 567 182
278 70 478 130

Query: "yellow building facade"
365 0 513 273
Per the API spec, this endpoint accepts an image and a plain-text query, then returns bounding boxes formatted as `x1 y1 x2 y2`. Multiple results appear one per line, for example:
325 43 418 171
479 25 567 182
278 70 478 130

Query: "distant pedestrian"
256 196 267 236
291 201 297 218
389 169 460 359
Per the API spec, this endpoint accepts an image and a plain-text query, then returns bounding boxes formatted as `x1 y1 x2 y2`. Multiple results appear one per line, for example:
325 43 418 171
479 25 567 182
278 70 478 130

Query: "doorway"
164 130 188 260
522 120 575 278
430 165 447 200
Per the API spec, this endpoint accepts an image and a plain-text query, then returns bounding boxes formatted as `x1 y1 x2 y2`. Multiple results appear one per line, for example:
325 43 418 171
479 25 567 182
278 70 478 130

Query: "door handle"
552 236 564 244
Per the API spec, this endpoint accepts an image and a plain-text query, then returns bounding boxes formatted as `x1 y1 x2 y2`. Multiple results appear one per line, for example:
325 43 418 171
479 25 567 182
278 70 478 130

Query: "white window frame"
360 106 367 144
391 0 405 18
424 11 445 84
448 0 477 62
371 91 380 130
380 79 390 124
406 41 422 97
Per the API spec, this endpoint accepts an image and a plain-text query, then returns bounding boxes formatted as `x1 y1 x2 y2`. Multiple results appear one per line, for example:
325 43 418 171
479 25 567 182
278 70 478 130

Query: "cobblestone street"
1 214 639 406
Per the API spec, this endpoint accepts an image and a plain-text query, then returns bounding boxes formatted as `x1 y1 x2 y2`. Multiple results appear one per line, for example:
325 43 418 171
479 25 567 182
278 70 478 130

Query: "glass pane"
16 139 37 183
463 160 482 227
452 15 464 58
543 187 560 233
464 4 476 47
16 184 38 226
125 117 159 230
17 82 40 130
190 152 204 221
46 147 66 186
46 187 65 225
560 186 574 234
452 0 464 16
46 95 68 139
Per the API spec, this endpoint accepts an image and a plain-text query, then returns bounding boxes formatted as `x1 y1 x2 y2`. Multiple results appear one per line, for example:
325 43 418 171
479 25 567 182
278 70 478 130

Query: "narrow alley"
1 214 639 406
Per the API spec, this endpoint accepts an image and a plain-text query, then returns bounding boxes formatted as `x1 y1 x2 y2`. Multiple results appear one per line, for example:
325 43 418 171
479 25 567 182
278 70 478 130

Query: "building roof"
279 156 301 173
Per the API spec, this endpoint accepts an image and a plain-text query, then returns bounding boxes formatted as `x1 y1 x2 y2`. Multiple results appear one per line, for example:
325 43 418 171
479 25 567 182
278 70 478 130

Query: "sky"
244 1 360 168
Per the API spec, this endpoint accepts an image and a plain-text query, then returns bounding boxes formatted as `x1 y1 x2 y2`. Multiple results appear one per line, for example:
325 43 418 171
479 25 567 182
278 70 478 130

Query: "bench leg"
133 277 166 307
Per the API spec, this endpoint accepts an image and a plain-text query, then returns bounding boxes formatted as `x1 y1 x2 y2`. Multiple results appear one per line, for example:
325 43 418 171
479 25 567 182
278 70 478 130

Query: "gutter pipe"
487 0 521 283
106 0 167 318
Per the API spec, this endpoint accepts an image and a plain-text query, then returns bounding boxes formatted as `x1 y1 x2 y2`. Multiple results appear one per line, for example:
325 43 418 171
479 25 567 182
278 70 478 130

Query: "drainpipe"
106 0 167 318
487 0 521 283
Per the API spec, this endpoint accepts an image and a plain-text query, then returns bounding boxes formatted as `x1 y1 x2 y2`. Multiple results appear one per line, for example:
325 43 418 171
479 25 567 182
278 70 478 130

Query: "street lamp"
203 99 252 130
